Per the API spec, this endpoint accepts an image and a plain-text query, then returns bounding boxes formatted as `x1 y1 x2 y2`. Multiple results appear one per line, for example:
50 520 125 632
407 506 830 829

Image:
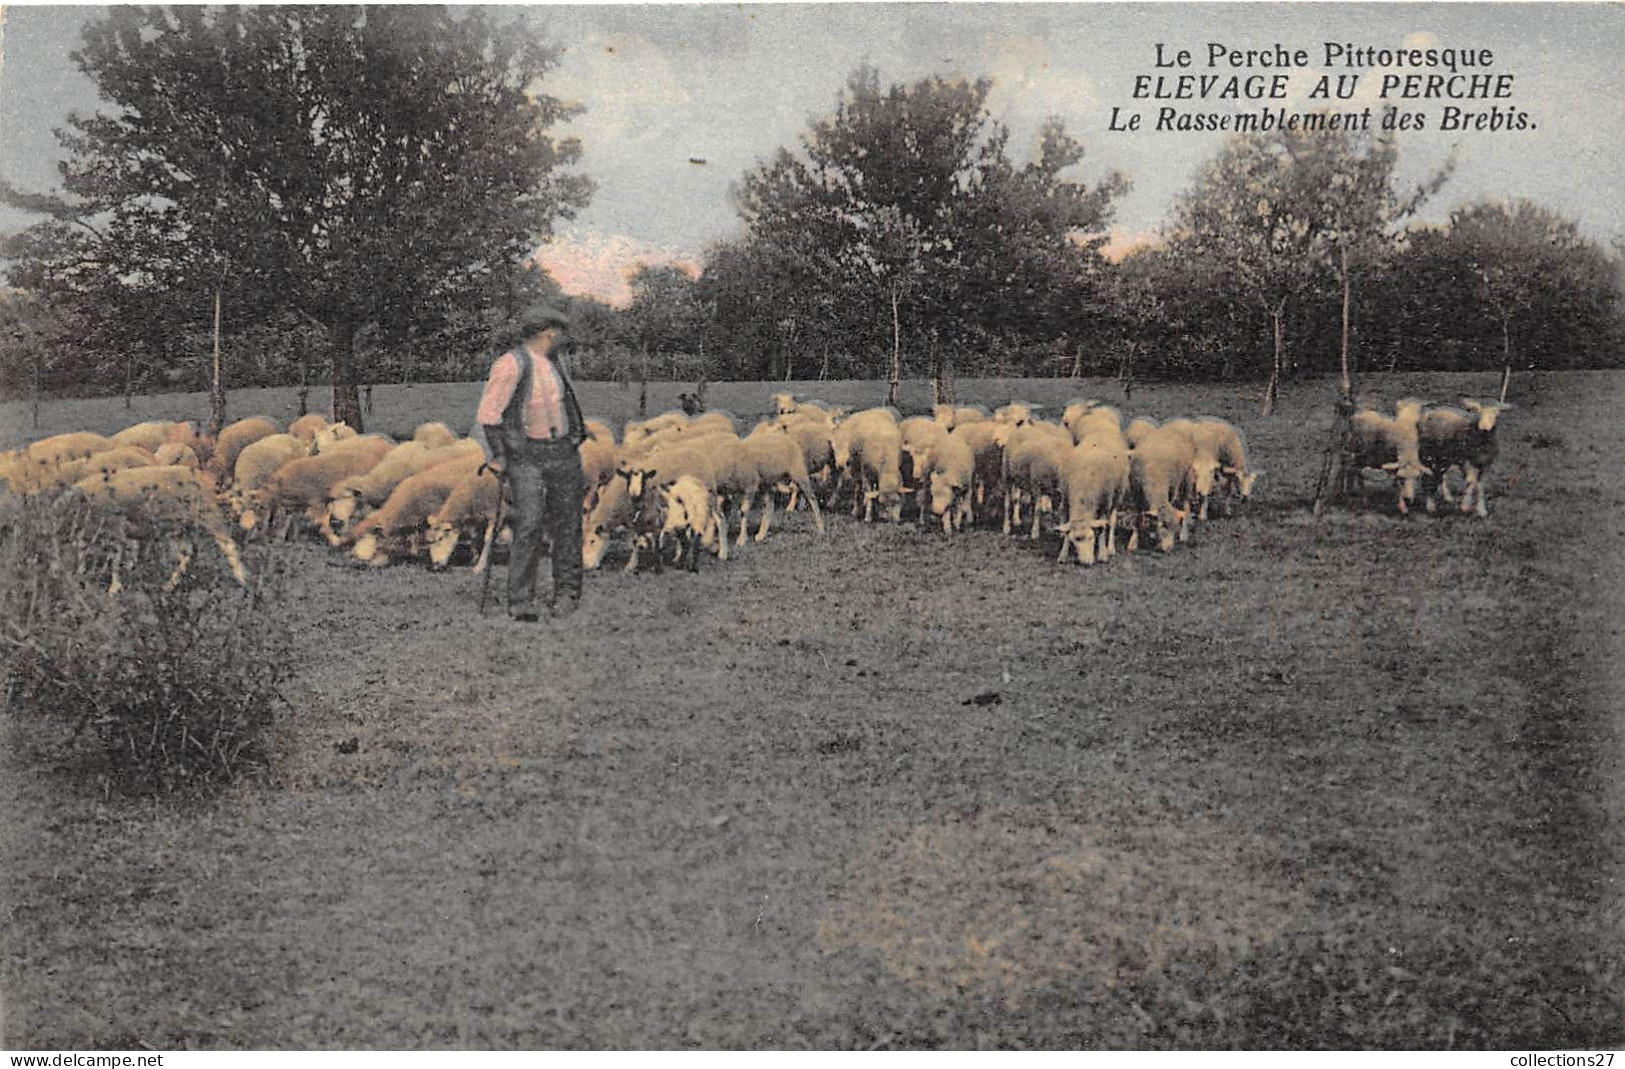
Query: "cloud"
1100 226 1163 263
548 32 693 151
535 230 700 308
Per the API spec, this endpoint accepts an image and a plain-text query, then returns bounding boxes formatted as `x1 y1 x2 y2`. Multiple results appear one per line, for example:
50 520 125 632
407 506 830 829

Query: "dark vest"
498 347 586 450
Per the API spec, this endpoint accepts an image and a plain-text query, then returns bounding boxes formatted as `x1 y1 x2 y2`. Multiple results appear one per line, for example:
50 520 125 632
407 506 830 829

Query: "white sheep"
925 431 976 533
948 420 1006 525
582 475 639 572
1058 440 1131 565
205 417 279 483
350 454 483 565
411 421 459 450
70 464 247 587
323 438 482 544
227 434 313 521
1341 399 1430 514
1419 399 1509 517
1190 418 1260 513
1128 426 1196 553
423 465 504 571
1001 421 1073 538
110 420 183 453
287 413 330 443
241 436 394 537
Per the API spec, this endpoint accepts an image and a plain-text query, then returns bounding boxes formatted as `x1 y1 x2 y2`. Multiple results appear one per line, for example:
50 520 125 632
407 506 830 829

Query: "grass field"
2 370 1621 1049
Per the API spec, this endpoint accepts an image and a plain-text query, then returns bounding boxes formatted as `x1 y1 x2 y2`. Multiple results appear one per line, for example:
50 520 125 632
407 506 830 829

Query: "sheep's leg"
1057 528 1071 564
785 482 800 512
736 492 754 547
802 480 825 532
754 492 774 542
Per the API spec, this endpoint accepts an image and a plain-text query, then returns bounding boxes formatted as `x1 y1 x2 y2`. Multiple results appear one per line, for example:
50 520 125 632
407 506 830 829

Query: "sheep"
1062 401 1124 447
584 419 616 446
621 410 690 452
153 442 201 470
656 474 720 572
1057 440 1131 565
993 401 1039 428
582 475 639 572
423 465 504 572
1340 399 1429 514
322 438 483 544
829 407 900 512
1128 426 1196 553
770 392 799 417
70 465 247 587
1161 418 1224 523
241 436 394 538
578 435 619 514
949 419 1006 525
226 434 313 520
312 421 361 453
1124 417 1160 449
1190 418 1260 514
163 421 214 467
772 417 836 510
932 404 989 431
1001 421 1073 538
411 421 459 449
349 454 484 565
110 420 183 453
44 445 158 494
730 425 825 542
679 410 741 439
287 413 330 443
899 416 950 518
1419 399 1509 517
204 417 279 483
855 424 905 524
925 430 976 533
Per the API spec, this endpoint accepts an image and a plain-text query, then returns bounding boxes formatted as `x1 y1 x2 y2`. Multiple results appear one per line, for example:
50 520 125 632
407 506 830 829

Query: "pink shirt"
476 348 567 439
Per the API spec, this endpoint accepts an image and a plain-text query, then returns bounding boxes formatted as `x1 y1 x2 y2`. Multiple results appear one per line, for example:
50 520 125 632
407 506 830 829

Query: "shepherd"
475 303 588 622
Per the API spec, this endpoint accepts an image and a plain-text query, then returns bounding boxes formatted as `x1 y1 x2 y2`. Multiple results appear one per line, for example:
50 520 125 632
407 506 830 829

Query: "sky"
1 2 1621 305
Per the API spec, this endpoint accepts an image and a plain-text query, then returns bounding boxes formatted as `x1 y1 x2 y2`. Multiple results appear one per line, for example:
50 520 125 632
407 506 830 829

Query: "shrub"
0 492 295 794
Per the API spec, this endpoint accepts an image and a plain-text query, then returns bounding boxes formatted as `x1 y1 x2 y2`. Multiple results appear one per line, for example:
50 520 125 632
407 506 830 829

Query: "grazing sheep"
830 407 900 512
110 420 182 453
241 436 394 537
855 426 905 524
582 475 639 572
402 421 455 449
1062 401 1124 447
163 421 214 466
1001 422 1073 538
1128 426 1196 553
312 421 361 453
287 413 330 443
424 465 504 571
70 465 247 587
584 419 616 446
657 474 720 572
1161 418 1224 523
732 425 824 542
622 411 690 452
1124 416 1160 449
205 417 279 483
153 442 201 470
44 445 158 494
5 434 119 494
349 454 484 565
322 438 482 544
771 392 799 416
993 401 1039 428
899 416 950 517
1419 399 1509 517
1058 440 1131 565
1190 418 1260 513
226 434 313 520
949 419 1006 524
774 417 836 510
1340 399 1429 514
932 404 989 431
578 436 619 514
926 431 976 533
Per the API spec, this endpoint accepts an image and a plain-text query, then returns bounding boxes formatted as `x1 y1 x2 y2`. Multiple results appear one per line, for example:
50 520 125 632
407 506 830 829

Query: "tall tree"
732 65 1122 401
1172 127 1447 415
2 6 592 429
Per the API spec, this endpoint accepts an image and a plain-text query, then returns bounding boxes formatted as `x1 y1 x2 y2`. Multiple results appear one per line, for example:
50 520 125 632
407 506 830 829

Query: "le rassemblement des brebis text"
1119 42 1533 133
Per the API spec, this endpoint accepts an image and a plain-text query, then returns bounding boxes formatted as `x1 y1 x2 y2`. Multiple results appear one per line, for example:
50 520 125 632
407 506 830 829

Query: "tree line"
2 7 1620 429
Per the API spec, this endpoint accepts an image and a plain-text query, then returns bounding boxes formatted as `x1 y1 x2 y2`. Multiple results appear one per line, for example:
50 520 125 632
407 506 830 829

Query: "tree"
732 65 1123 400
1 6 592 429
1172 126 1449 415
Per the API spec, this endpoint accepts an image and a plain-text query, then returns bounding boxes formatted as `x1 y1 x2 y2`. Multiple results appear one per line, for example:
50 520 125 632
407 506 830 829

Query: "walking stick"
478 464 509 616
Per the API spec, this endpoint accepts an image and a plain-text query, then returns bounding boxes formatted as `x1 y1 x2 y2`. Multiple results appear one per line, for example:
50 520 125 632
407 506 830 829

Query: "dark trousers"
506 438 584 614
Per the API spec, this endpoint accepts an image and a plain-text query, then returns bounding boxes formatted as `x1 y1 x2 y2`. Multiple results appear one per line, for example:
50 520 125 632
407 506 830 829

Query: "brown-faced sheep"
1419 399 1509 517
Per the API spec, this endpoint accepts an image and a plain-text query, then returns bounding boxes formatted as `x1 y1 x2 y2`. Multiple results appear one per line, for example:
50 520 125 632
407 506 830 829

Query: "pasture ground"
2 371 1621 1048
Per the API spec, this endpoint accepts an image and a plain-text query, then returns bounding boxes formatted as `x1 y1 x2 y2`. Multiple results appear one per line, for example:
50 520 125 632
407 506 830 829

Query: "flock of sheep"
0 386 1508 591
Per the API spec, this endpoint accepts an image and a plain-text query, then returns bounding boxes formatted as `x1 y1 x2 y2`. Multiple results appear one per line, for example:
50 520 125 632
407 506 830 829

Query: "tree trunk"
124 347 135 409
31 351 40 430
638 347 649 419
886 285 902 408
1070 344 1084 379
297 356 309 417
819 343 830 382
1262 305 1283 418
208 285 228 437
328 317 364 431
1121 343 1137 402
1499 314 1513 402
935 344 955 406
1339 243 1353 405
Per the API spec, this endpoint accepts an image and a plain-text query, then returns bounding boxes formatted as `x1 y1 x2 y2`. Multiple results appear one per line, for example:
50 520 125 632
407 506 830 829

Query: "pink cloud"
1100 226 1164 263
533 231 701 308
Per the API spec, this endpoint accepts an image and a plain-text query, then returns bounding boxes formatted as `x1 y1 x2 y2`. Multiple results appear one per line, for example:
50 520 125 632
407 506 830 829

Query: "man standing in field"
476 304 588 622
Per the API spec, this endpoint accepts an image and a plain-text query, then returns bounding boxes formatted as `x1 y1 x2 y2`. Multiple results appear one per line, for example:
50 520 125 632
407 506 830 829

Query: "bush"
0 492 295 794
